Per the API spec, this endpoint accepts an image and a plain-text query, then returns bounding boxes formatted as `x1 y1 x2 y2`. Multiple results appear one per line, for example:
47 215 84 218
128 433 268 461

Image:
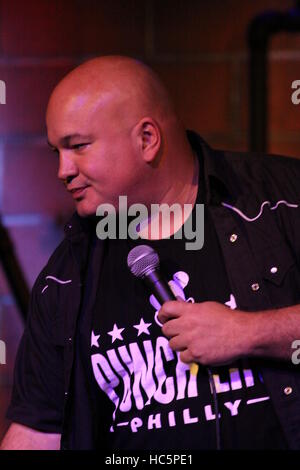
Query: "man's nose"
57 150 78 183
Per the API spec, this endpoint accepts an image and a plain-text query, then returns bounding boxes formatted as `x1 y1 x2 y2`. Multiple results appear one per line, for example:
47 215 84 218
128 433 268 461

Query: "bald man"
2 56 300 450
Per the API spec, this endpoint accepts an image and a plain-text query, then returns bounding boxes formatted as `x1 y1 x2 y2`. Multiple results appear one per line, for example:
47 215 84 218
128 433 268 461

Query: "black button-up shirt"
7 131 300 449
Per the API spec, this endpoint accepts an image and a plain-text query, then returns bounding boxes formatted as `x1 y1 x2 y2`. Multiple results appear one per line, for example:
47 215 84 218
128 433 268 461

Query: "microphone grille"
127 245 159 278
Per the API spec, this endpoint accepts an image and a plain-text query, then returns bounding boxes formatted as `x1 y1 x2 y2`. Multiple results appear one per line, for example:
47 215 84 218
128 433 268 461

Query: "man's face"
46 91 145 217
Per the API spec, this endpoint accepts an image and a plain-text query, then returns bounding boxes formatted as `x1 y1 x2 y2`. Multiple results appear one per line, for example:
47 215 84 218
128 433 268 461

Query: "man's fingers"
169 335 187 352
161 318 180 338
158 300 187 324
179 349 194 364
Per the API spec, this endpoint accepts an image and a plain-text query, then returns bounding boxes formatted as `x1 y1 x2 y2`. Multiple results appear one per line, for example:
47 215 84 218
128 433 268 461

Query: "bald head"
47 56 176 128
46 55 196 217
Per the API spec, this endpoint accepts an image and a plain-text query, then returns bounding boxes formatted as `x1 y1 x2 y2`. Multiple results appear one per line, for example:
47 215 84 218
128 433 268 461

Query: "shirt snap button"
284 387 293 395
251 283 260 291
270 266 278 274
230 234 238 243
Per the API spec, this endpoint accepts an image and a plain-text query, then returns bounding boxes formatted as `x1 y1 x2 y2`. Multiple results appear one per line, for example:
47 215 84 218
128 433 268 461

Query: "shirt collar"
187 130 242 205
64 212 96 239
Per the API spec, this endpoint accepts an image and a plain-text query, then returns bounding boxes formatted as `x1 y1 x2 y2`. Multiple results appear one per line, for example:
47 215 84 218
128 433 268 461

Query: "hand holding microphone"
127 244 199 375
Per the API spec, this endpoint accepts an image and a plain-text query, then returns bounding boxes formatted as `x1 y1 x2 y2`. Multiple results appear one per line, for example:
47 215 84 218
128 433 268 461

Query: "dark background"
0 0 300 440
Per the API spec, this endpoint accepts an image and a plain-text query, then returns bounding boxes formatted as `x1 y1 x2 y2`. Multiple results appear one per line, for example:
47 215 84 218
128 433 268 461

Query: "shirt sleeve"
6 271 65 434
264 154 300 268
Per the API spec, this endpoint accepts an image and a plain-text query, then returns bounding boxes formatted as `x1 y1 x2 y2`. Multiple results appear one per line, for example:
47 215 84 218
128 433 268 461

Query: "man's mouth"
69 186 89 199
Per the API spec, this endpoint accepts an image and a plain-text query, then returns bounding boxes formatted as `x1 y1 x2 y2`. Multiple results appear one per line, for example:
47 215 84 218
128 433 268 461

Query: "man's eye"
72 143 89 150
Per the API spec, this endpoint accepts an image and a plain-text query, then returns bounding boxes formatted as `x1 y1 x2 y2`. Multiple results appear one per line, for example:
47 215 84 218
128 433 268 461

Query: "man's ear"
132 117 161 163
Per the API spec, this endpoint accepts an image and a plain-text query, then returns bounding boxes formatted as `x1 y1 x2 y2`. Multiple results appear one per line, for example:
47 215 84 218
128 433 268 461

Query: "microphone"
127 244 176 304
127 244 199 376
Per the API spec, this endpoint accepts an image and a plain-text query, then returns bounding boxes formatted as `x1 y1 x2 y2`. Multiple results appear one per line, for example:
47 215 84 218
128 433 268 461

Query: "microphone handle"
143 269 176 304
144 268 199 377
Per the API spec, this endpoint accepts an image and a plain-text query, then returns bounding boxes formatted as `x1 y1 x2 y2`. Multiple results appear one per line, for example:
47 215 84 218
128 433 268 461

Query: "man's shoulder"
223 148 300 200
191 131 300 201
191 130 300 172
32 237 72 293
189 130 300 208
223 146 300 173
33 212 87 290
43 237 71 272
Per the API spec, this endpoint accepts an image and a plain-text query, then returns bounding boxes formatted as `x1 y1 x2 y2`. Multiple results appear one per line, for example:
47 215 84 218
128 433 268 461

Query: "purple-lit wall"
0 0 299 440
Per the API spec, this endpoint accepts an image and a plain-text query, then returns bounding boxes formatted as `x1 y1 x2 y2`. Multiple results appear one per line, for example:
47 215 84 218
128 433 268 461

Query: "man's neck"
138 153 199 240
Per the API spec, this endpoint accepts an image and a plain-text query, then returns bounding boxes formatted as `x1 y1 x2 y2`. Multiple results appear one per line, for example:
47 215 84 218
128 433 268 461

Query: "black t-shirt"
87 183 288 450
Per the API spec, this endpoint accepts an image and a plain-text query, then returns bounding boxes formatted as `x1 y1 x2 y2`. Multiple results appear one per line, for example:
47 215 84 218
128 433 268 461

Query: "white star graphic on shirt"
91 330 100 348
108 323 125 343
133 318 152 336
225 294 237 310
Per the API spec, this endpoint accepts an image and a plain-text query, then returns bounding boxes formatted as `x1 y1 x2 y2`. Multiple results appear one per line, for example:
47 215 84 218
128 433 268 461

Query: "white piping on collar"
221 200 299 222
41 275 72 294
